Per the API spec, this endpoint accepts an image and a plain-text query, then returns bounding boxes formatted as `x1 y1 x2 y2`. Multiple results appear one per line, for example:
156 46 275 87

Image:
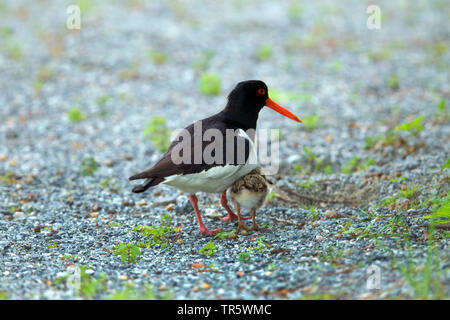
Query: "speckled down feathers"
227 168 269 210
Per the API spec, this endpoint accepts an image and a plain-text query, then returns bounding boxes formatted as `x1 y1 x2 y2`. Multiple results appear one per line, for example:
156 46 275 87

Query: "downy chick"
227 168 270 235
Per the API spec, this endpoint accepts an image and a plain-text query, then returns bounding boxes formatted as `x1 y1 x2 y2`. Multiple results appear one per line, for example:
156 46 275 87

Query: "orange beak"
265 98 302 123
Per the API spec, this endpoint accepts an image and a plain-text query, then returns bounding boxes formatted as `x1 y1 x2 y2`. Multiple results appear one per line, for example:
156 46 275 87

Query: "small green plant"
331 59 343 72
199 240 217 257
143 116 171 153
255 44 273 61
68 107 86 123
0 171 16 184
199 73 221 96
394 115 425 136
237 237 270 263
378 185 420 209
147 48 168 65
255 237 270 253
78 266 107 299
267 191 277 202
95 95 111 106
80 157 99 176
47 241 57 248
386 73 400 90
215 230 235 240
341 157 374 174
99 177 119 193
390 176 407 184
106 283 172 300
302 115 321 131
364 132 394 149
441 158 450 171
0 291 8 300
113 243 142 263
298 179 317 189
306 206 320 220
76 0 96 13
287 2 302 21
132 214 179 249
296 147 331 174
367 47 391 62
0 26 13 37
417 193 450 226
377 223 446 299
238 249 252 263
33 66 54 93
434 98 449 122
398 186 420 200
269 89 312 104
318 245 350 267
4 41 23 60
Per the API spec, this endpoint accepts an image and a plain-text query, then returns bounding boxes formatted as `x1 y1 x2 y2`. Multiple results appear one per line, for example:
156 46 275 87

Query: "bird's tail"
129 177 164 193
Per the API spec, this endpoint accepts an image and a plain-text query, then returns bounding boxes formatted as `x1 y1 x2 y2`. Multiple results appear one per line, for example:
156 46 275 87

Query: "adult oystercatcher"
129 80 301 235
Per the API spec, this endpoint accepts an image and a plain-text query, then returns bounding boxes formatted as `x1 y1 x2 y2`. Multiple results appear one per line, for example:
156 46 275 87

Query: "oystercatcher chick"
129 80 302 236
227 168 270 235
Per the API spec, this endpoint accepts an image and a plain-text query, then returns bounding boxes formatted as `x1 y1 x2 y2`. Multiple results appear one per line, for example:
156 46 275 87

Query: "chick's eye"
257 88 265 95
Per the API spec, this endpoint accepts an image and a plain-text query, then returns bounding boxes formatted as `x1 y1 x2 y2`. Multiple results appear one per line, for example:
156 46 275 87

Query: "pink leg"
220 191 251 221
189 194 221 236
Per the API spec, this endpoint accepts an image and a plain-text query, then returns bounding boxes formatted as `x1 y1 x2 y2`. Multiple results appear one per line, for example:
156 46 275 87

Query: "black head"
227 80 269 113
222 80 302 129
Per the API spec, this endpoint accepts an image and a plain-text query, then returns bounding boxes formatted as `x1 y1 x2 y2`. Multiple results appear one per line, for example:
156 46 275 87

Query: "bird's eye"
257 88 265 95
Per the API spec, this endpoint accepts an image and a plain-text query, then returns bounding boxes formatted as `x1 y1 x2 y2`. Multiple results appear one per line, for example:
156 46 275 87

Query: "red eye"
257 88 265 95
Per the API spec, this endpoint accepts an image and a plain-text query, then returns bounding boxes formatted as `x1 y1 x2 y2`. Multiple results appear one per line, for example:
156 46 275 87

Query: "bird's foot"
200 228 222 236
237 221 252 231
221 213 251 222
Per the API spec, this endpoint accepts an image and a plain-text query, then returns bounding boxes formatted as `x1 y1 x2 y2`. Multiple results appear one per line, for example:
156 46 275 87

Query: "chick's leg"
250 209 259 231
220 191 251 221
234 202 251 235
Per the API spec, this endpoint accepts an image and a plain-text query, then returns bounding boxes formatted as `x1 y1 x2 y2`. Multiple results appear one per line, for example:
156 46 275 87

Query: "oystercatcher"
129 80 301 235
227 168 270 235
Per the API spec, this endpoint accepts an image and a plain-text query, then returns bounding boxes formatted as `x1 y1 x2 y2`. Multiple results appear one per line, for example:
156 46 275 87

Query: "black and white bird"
129 80 302 235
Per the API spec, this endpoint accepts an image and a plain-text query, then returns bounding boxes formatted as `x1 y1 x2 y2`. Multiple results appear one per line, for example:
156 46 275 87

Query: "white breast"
228 188 268 210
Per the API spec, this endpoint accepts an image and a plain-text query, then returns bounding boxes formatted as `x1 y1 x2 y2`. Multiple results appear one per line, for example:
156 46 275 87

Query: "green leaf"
441 158 450 171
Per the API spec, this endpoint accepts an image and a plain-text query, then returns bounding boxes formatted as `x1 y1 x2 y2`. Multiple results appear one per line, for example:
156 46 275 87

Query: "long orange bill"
265 98 302 123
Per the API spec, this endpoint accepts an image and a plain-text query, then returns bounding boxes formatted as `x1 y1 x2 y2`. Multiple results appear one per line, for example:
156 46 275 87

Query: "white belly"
162 163 258 193
227 189 268 210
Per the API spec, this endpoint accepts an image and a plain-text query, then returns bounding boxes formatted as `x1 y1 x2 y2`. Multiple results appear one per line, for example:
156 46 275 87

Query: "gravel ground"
0 0 449 299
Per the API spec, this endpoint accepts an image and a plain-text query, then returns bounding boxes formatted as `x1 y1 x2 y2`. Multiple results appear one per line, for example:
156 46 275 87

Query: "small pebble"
201 282 211 290
13 212 25 219
325 210 338 219
90 212 99 218
136 200 147 206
